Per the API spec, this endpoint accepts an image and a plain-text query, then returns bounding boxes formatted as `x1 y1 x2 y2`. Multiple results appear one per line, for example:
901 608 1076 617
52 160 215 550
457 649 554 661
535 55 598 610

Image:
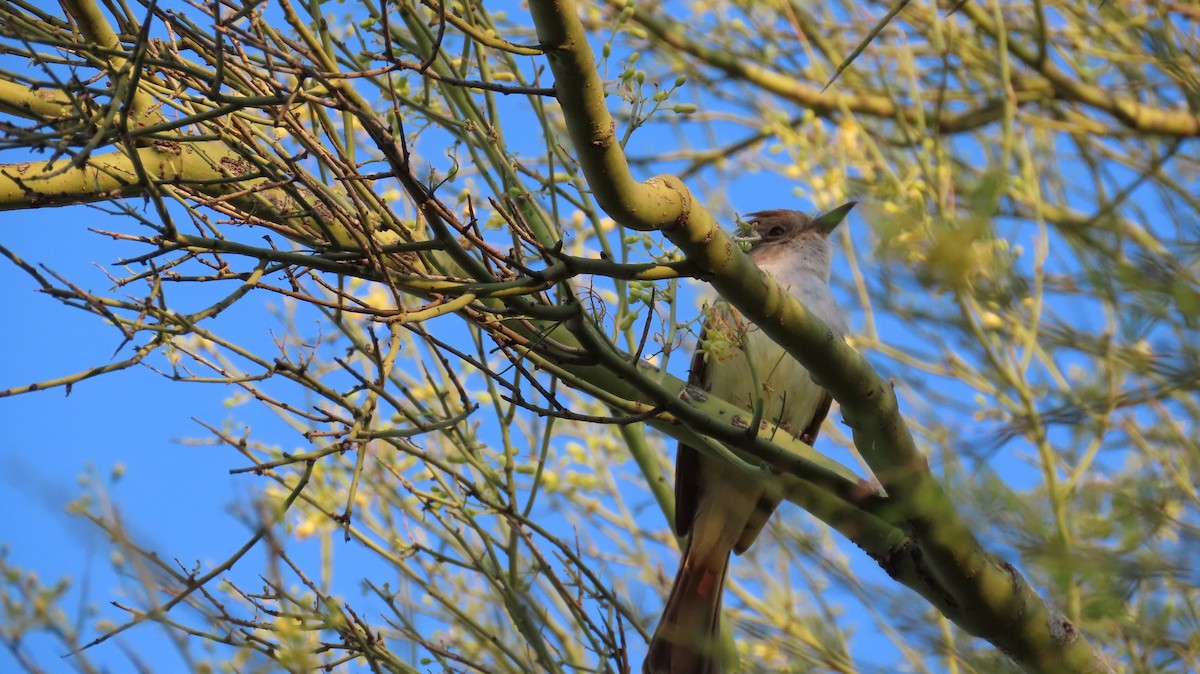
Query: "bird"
644 204 854 674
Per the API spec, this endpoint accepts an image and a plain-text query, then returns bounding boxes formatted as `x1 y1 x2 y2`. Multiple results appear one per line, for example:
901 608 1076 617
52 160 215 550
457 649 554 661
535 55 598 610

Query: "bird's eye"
767 226 786 239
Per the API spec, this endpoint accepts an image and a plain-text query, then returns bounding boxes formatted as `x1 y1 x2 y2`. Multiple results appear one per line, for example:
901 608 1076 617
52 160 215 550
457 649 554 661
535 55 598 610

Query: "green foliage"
1 0 1197 672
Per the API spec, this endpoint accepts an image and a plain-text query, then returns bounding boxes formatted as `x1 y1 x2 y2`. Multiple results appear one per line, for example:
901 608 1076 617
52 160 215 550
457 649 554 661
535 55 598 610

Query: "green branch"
527 0 1111 671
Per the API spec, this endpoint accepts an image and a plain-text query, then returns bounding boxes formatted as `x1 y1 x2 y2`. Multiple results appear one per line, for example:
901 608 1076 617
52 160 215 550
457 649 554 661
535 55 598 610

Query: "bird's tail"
643 533 731 674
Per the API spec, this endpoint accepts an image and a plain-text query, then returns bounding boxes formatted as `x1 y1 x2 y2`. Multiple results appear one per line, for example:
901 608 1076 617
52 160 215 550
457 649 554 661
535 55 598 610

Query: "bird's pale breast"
703 268 845 438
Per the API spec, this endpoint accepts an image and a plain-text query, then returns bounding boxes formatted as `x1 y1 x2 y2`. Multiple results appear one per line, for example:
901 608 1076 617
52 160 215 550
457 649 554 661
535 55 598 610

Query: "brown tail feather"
643 535 731 674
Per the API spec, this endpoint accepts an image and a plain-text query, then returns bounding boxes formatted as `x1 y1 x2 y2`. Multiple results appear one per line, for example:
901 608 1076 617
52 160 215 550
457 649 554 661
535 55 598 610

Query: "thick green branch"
60 0 162 129
529 0 686 230
0 141 402 253
0 80 78 120
0 143 219 209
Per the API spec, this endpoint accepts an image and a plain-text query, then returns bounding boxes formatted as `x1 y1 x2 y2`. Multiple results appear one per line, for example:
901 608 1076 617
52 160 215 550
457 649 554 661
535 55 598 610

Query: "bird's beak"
812 201 857 234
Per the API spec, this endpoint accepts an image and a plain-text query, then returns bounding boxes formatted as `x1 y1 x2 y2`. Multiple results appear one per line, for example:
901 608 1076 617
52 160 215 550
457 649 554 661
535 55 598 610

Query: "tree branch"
528 0 1112 671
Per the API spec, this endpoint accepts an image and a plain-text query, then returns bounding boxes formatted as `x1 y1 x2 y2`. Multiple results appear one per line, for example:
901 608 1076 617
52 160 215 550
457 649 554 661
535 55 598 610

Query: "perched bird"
644 205 854 674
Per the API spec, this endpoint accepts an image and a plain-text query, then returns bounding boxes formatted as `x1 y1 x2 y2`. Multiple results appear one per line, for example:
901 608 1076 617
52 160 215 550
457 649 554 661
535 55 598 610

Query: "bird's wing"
672 322 710 537
800 392 833 446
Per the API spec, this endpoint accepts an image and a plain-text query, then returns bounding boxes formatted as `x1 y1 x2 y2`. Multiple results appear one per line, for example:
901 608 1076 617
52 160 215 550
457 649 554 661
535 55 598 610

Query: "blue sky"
1 203 261 670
